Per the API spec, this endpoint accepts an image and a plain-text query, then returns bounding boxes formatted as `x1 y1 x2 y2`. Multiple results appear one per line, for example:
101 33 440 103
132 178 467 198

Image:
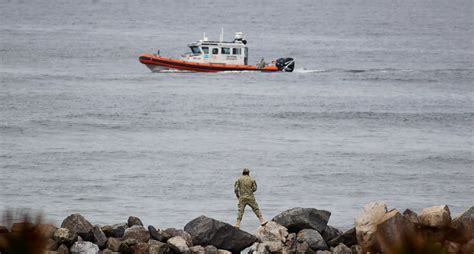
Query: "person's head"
242 168 250 175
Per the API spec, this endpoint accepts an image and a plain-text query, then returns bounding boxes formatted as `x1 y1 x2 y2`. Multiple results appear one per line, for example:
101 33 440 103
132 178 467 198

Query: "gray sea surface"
1 0 473 232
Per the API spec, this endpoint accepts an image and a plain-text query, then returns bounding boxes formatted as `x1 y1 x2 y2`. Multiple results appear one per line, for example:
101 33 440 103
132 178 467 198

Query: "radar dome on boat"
234 32 244 40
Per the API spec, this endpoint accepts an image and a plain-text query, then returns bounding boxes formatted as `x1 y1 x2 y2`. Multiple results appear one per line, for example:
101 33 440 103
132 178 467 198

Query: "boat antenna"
203 32 208 41
220 28 224 42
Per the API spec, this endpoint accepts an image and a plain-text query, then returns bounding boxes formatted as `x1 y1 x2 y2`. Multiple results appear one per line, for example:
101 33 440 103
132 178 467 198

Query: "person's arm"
252 179 257 192
234 180 240 198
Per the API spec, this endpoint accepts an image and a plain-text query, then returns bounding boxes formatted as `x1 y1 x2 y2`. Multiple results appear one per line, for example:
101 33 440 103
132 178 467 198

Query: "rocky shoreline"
0 203 472 254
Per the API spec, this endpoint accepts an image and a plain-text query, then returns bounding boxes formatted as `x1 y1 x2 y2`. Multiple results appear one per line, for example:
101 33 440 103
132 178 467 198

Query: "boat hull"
139 54 280 72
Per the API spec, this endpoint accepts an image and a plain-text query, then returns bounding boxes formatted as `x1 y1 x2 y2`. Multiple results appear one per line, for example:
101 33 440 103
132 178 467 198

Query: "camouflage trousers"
237 196 261 221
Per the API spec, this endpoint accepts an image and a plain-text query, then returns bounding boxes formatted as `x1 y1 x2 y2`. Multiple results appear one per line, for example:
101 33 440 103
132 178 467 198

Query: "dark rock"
148 242 170 254
184 215 256 253
92 225 107 249
61 213 94 241
127 216 144 227
204 245 218 254
0 225 9 234
327 227 357 247
403 209 419 224
351 245 362 254
57 243 69 254
461 239 474 254
46 238 60 251
106 237 122 252
297 229 328 251
272 207 331 233
332 243 352 254
70 241 99 254
448 206 474 243
164 228 192 246
101 225 113 237
119 242 134 254
376 209 416 253
111 223 128 238
53 228 78 247
100 249 118 254
149 225 171 242
122 225 150 243
321 225 342 242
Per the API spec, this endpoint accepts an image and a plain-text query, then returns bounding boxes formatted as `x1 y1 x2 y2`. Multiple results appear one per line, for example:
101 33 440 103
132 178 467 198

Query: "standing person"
234 168 268 228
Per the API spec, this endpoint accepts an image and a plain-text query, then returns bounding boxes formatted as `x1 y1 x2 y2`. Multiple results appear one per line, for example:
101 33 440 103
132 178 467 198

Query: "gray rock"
255 221 288 242
164 228 193 247
327 227 357 247
272 207 331 233
332 243 352 254
101 225 113 237
204 245 218 254
168 236 190 253
250 241 284 253
184 215 257 253
122 225 150 243
403 209 419 224
315 251 331 254
127 216 144 227
53 228 78 247
100 249 119 254
149 225 171 242
70 241 99 254
92 225 107 249
61 213 94 241
350 245 362 254
297 229 328 251
106 237 122 252
449 206 474 243
190 245 205 254
321 225 342 242
111 223 128 238
285 233 297 249
296 241 310 253
148 241 170 254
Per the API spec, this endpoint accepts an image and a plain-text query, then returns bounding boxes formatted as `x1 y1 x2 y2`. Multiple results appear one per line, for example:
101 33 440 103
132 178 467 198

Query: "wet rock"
204 245 218 254
327 227 357 247
53 228 78 247
190 245 205 254
57 244 69 254
355 202 387 252
449 206 474 243
168 236 190 253
332 243 352 254
148 225 171 242
106 237 122 252
321 225 342 242
38 224 58 239
164 228 192 246
127 216 144 227
418 205 452 228
376 209 415 253
184 215 256 253
122 225 150 243
61 214 94 241
91 225 107 249
272 207 331 233
70 241 99 254
403 209 419 224
297 229 328 251
255 221 288 242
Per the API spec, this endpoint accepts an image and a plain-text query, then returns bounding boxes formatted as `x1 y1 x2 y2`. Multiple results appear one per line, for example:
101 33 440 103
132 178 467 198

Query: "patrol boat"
139 31 295 73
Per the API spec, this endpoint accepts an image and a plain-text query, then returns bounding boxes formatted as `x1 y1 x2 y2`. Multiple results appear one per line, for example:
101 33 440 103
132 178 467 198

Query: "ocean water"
1 0 473 232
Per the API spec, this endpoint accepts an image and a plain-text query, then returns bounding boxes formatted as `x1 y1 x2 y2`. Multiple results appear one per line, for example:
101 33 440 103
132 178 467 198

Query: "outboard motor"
276 58 295 72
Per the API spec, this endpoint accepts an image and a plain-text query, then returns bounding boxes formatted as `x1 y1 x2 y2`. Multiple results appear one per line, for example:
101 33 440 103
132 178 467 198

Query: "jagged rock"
376 209 415 253
449 206 474 243
57 244 69 254
184 215 257 252
217 250 231 254
204 245 218 254
332 243 351 254
255 221 288 242
355 202 387 252
122 225 150 243
190 245 205 254
91 225 107 249
106 237 122 252
418 205 452 228
53 228 78 247
461 239 474 254
132 242 149 253
148 241 170 254
403 209 419 224
164 228 192 246
38 224 58 239
272 207 331 233
127 216 144 227
351 245 362 254
70 241 99 254
321 225 342 242
297 229 328 250
61 213 94 241
149 225 171 242
327 227 357 247
168 236 190 253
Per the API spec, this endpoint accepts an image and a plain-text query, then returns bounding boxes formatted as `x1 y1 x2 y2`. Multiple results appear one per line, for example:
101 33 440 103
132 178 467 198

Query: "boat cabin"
182 32 248 65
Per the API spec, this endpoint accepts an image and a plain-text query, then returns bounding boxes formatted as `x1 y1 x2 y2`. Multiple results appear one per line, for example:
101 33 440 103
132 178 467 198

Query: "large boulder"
69 241 99 254
402 209 419 224
449 206 474 243
91 225 107 249
164 228 193 246
255 221 288 242
53 228 78 247
148 225 171 242
167 236 190 253
375 209 415 253
122 225 150 243
327 227 357 247
418 205 452 228
297 229 328 251
272 207 331 233
106 237 122 252
321 225 342 242
184 215 257 252
61 214 94 241
355 202 387 252
102 223 128 238
127 216 144 227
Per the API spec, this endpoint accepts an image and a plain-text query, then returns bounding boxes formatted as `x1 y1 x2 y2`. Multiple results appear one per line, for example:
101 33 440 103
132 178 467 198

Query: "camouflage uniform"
234 175 262 221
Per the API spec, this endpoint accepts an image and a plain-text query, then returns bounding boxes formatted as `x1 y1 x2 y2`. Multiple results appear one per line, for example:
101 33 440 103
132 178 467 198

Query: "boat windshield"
202 47 209 54
190 46 201 54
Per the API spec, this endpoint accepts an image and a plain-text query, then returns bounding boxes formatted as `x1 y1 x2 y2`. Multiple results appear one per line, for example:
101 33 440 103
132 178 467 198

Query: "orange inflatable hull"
139 54 280 72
